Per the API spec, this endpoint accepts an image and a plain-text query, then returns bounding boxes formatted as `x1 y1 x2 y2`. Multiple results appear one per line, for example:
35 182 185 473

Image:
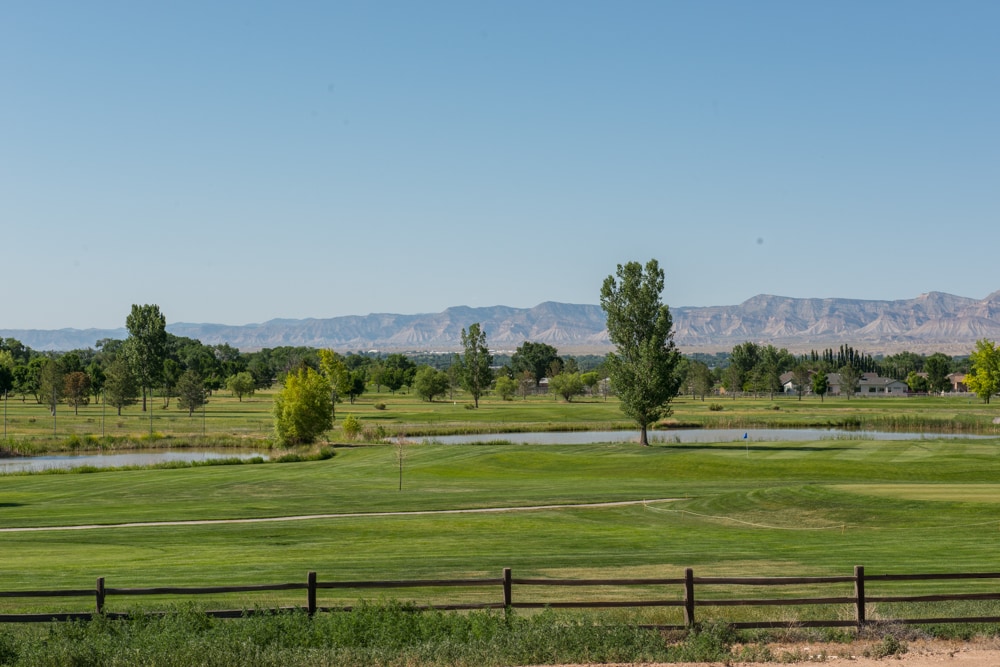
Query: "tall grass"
6 603 990 666
0 604 741 667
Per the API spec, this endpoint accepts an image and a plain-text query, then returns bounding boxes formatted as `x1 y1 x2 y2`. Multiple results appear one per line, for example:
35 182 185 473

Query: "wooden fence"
3 566 1000 629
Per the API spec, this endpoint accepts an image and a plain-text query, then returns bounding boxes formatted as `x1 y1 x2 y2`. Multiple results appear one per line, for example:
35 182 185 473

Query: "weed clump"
864 634 907 658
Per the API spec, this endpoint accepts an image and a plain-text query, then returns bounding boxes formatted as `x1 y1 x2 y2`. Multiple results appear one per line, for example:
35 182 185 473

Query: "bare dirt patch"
538 637 1000 666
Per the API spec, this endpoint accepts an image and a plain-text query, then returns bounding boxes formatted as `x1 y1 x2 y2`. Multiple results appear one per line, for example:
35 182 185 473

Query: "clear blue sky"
3 1 998 330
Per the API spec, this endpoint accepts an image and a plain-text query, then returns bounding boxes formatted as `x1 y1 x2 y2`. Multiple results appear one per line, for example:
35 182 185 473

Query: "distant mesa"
3 292 1000 354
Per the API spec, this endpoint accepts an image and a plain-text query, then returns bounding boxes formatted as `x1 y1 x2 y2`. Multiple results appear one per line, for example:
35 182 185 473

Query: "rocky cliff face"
5 292 1000 353
669 292 1000 352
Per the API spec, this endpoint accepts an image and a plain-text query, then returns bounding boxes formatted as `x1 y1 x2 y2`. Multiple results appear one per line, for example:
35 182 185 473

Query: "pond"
413 428 993 446
0 450 268 474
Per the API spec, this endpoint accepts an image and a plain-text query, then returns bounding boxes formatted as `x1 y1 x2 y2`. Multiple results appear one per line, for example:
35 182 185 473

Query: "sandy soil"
537 638 1000 666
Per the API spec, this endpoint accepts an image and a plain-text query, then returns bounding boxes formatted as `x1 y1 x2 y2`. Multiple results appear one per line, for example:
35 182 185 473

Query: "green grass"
3 391 1000 629
3 435 1000 621
3 391 999 452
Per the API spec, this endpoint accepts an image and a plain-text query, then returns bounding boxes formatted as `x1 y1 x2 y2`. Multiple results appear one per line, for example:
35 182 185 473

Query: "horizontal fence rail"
2 566 1000 629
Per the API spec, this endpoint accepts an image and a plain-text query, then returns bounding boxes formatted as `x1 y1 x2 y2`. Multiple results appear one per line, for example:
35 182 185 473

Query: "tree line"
4 291 998 447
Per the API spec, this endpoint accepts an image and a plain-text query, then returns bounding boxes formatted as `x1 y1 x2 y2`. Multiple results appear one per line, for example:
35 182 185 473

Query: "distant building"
781 370 908 396
947 373 968 393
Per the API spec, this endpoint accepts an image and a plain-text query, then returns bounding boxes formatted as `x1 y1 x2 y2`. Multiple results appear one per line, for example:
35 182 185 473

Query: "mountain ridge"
4 292 1000 354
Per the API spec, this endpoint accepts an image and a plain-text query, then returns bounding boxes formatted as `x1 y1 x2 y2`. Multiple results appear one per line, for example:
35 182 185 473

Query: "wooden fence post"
683 568 695 628
307 571 317 617
502 568 512 610
95 577 105 615
854 565 865 630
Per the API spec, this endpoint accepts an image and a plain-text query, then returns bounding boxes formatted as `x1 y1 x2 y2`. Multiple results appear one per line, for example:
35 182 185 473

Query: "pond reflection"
414 428 991 446
0 450 267 473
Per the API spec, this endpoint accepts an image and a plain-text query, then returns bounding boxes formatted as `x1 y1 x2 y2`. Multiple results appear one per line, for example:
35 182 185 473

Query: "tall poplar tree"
459 323 492 408
124 304 167 412
600 259 682 446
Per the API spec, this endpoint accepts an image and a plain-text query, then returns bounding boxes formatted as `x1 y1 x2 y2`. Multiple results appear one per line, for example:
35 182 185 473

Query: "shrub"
708 403 724 411
272 367 333 446
864 634 907 658
341 414 362 440
374 403 387 410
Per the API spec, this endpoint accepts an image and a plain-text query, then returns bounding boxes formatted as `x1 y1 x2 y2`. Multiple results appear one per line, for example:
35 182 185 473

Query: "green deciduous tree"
685 361 714 401
580 371 602 397
273 366 333 445
881 351 924 380
0 351 13 398
517 370 534 400
511 342 561 387
906 371 929 393
812 369 829 402
124 304 167 412
104 356 139 416
925 353 952 394
757 345 792 399
377 354 417 395
160 358 182 408
548 372 584 402
63 371 90 415
494 374 518 401
723 363 742 400
729 342 761 388
600 259 682 446
225 371 256 402
176 370 208 417
86 361 105 405
1 338 29 364
459 323 492 408
318 350 366 410
414 366 450 402
25 357 47 403
791 364 811 401
838 364 861 399
39 358 64 416
967 339 1000 404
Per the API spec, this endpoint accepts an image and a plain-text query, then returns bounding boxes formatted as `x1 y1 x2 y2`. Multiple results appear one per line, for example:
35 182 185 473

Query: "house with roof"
781 370 908 396
828 372 908 396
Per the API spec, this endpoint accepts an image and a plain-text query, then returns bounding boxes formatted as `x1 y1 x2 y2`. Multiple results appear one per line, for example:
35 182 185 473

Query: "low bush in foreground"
3 602 1000 666
0 603 739 667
